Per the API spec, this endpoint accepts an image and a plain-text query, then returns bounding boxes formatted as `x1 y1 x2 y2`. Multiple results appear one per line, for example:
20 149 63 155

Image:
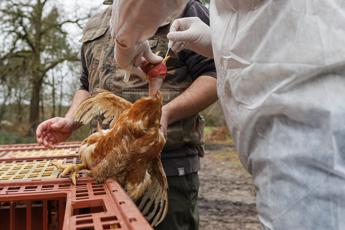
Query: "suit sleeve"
110 0 188 48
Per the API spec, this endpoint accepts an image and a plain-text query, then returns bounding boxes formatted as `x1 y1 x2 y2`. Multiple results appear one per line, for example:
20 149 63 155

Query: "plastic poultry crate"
0 142 152 230
0 178 152 230
0 142 81 149
0 142 80 162
0 158 81 181
0 142 81 153
0 148 80 162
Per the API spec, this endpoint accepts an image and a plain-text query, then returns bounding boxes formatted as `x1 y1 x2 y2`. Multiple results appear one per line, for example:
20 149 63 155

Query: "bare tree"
0 0 87 133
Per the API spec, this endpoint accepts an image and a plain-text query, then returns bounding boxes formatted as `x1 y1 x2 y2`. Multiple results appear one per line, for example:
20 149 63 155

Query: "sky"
57 0 106 46
51 0 107 105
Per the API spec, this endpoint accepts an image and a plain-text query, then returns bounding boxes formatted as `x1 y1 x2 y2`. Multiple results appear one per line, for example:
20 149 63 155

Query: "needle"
164 47 170 60
163 42 172 63
165 40 174 58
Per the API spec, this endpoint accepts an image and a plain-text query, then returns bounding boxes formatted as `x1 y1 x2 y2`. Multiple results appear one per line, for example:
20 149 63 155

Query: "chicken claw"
71 171 78 185
51 160 85 185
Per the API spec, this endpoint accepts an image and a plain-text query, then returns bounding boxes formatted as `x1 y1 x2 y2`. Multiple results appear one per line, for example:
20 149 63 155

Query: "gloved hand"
167 17 213 58
115 40 163 80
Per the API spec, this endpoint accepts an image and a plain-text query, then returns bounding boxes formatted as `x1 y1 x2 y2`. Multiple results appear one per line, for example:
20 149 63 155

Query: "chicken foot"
52 160 86 185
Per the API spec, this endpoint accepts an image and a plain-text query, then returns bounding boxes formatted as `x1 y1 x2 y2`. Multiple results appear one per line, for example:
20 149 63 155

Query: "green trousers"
155 173 200 230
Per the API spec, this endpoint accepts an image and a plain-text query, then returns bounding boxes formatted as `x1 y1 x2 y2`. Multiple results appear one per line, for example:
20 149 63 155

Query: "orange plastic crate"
0 178 152 230
0 143 152 230
0 142 81 151
0 143 80 161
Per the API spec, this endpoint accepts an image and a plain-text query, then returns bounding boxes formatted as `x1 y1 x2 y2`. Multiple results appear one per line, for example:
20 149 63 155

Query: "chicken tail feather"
136 159 168 227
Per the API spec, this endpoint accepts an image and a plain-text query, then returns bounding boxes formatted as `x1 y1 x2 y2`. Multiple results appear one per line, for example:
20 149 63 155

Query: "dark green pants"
155 173 200 230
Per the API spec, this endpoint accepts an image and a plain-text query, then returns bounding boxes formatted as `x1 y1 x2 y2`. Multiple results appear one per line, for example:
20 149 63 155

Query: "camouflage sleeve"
178 0 217 80
79 45 89 91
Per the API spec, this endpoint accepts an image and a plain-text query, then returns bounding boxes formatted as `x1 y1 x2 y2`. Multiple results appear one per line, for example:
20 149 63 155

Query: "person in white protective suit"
111 1 345 229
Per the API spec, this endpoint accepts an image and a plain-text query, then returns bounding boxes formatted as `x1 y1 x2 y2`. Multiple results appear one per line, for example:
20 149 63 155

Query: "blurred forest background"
0 0 228 144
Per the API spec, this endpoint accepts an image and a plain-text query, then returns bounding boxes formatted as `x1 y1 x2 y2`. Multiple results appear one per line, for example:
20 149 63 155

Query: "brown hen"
53 59 169 226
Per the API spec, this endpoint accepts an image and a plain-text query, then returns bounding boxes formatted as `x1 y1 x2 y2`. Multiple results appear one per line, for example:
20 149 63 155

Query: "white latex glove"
115 40 163 80
111 0 188 48
167 17 213 58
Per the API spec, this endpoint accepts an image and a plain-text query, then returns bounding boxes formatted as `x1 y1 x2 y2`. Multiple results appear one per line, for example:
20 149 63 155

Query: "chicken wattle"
141 59 168 96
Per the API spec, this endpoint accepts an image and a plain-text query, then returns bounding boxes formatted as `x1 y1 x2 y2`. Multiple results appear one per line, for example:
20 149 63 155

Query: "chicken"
53 59 169 226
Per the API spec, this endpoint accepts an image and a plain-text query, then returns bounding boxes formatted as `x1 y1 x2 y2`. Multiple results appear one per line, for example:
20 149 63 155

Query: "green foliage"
0 131 35 144
200 0 210 5
201 102 226 127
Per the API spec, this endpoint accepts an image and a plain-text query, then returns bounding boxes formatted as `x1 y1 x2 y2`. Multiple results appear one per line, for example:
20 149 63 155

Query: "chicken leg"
52 160 86 185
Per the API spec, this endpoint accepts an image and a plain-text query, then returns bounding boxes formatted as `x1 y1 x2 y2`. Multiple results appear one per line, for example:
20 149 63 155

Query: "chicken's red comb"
141 61 167 79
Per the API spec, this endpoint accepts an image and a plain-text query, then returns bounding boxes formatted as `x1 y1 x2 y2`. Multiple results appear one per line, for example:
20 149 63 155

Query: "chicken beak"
149 77 164 96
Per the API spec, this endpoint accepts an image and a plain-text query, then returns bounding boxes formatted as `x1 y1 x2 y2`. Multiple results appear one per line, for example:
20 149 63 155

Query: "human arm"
36 90 90 147
64 90 91 121
160 76 217 134
111 0 188 69
111 0 188 50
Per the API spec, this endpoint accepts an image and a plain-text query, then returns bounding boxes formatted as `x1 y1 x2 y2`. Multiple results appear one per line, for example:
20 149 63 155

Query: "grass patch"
204 126 233 145
210 150 246 171
0 131 35 144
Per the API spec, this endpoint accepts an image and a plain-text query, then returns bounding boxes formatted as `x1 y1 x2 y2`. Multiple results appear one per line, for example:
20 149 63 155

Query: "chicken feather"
75 89 132 127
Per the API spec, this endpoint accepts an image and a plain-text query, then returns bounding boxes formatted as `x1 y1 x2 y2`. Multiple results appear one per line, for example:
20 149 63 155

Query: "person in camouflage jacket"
36 1 217 229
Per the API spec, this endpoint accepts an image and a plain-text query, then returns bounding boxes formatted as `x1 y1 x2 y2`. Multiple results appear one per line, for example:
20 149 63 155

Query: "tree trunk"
28 0 43 134
15 88 24 123
16 101 23 123
40 90 45 121
58 72 64 117
0 87 11 125
29 79 42 133
51 73 56 117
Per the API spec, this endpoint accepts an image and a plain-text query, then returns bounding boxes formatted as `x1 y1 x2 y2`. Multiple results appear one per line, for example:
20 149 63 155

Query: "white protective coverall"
112 1 345 229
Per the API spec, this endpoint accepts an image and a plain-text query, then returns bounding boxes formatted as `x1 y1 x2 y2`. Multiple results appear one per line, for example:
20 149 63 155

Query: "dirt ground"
199 142 261 230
